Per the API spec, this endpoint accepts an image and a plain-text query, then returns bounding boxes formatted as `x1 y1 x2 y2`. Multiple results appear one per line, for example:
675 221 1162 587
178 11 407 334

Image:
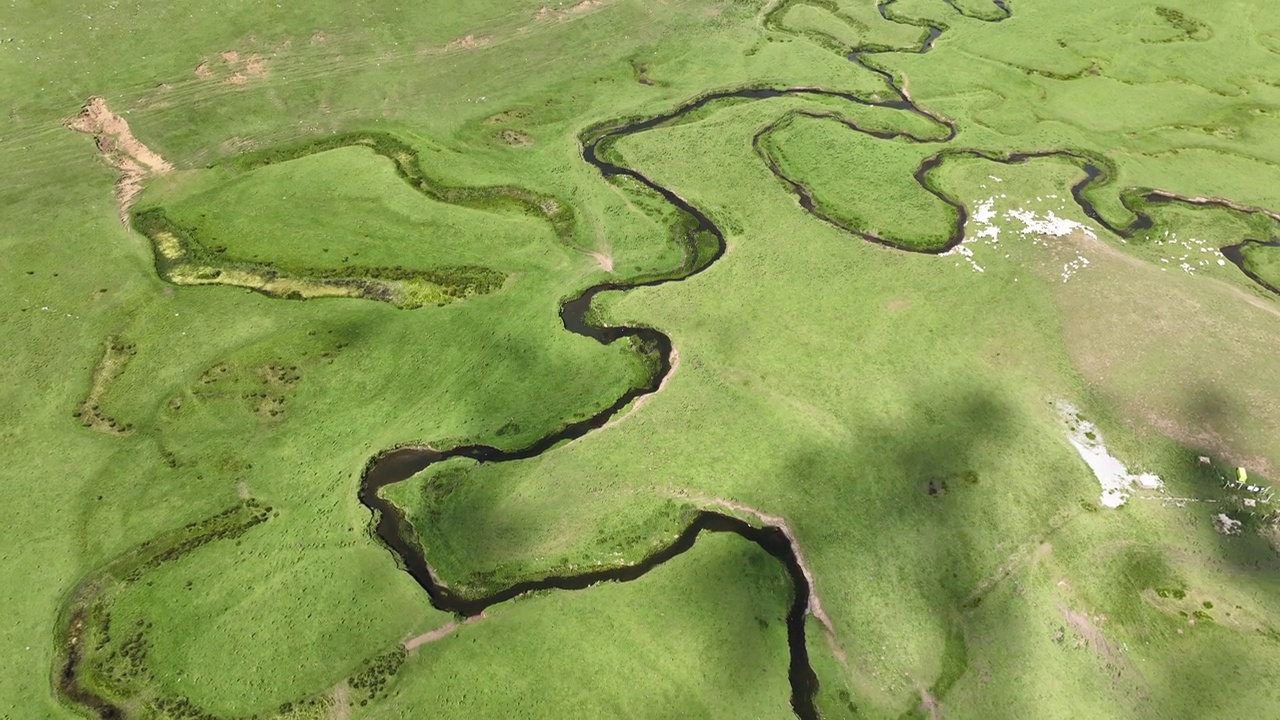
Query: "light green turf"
367 532 794 719
389 86 1280 718
5 0 1280 718
759 112 957 249
151 145 567 274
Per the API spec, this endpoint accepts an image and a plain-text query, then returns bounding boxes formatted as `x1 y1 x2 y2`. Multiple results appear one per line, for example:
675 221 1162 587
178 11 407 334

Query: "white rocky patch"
953 185 1101 279
1213 513 1243 536
954 185 1230 283
1057 401 1164 508
973 198 997 225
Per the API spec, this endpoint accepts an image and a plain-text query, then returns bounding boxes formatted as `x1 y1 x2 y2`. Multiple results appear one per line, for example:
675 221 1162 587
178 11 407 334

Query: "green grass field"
5 0 1280 718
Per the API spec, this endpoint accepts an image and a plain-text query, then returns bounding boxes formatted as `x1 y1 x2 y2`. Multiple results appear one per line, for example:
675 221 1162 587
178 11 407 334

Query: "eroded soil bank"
68 96 172 224
362 449 820 717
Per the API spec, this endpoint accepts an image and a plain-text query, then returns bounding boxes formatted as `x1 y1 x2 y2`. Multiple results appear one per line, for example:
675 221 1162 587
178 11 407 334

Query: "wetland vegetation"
6 0 1280 718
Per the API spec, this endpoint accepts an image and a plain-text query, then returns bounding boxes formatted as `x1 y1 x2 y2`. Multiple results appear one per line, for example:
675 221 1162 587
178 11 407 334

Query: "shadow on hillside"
774 382 1280 719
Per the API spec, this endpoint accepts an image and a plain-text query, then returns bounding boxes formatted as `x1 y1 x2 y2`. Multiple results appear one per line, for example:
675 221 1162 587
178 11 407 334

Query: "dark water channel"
359 2 1278 716
353 73 965 720
362 452 819 715
354 65 972 720
360 3 1271 719
62 0 1278 716
1221 239 1280 295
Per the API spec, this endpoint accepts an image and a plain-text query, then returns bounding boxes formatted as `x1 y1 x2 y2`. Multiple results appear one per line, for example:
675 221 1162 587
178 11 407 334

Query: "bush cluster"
348 647 407 704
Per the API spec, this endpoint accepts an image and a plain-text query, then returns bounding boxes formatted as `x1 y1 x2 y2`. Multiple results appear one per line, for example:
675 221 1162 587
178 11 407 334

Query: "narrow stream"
362 455 819 715
1221 239 1280 295
62 0 1279 716
360 2 1274 718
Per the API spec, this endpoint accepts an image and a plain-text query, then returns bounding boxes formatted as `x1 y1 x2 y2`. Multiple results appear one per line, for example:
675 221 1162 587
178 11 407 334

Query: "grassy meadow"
757 112 957 250
366 532 795 719
148 146 564 275
3 0 1280 718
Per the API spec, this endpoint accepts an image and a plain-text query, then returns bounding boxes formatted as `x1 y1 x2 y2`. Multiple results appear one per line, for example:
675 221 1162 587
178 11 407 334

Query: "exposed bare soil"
483 108 530 125
563 0 602 17
535 0 607 22
252 364 300 420
1057 583 1146 693
497 129 534 147
446 34 491 51
245 55 268 78
67 96 173 224
193 50 270 86
1062 608 1114 658
605 347 676 429
404 621 458 650
325 682 350 720
917 686 942 720
403 613 485 651
586 249 613 272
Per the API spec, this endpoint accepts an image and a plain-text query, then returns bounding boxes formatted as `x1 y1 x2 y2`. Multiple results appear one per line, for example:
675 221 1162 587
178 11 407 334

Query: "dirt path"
67 96 172 225
404 621 459 650
964 506 1079 605
325 682 350 720
1058 603 1146 692
1147 190 1280 224
1215 276 1280 321
586 249 614 272
403 612 485 651
1070 227 1280 321
917 686 942 720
